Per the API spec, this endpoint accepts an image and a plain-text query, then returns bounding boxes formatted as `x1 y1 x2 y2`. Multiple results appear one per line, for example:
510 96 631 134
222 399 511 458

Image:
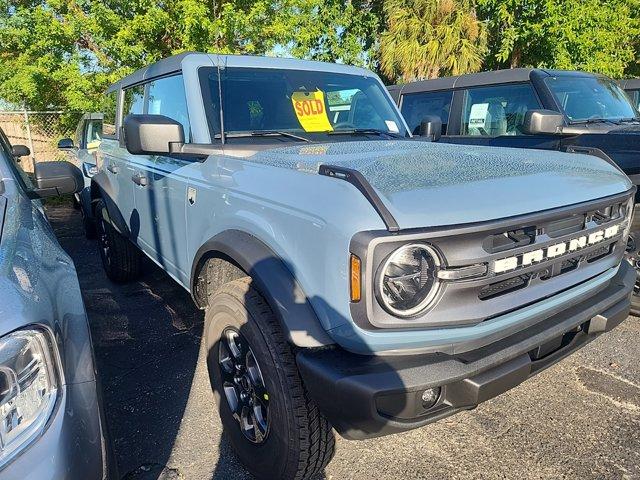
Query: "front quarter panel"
183 154 386 336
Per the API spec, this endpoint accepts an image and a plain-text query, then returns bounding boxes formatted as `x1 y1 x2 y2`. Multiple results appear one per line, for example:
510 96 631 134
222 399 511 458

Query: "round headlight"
377 243 441 317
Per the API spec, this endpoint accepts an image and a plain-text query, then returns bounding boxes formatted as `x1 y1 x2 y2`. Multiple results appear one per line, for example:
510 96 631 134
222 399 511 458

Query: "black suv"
389 68 640 312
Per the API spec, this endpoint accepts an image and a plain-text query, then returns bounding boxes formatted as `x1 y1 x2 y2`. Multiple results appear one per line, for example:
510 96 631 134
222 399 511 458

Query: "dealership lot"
48 202 640 480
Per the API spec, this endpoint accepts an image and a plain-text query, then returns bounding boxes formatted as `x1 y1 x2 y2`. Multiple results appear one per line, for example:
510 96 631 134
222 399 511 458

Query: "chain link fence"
0 111 83 171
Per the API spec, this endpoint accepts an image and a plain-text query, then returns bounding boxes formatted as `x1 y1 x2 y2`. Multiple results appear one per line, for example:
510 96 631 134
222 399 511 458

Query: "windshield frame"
544 75 640 123
197 65 411 143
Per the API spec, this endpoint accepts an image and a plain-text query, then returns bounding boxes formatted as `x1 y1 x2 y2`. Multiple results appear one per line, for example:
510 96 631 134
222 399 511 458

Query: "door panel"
109 147 137 235
99 139 137 234
132 155 190 282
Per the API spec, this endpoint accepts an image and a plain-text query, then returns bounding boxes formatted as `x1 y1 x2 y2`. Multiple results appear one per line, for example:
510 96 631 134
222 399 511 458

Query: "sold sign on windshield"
291 90 333 132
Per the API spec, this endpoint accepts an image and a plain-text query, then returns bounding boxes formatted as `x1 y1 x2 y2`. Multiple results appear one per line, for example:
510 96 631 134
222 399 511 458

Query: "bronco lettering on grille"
493 224 621 274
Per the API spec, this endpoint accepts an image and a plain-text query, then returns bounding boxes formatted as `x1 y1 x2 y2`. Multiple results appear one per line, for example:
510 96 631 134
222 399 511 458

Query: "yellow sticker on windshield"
291 90 333 132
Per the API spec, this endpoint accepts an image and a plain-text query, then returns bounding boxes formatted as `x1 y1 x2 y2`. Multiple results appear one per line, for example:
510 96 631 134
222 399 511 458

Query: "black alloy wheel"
218 327 270 444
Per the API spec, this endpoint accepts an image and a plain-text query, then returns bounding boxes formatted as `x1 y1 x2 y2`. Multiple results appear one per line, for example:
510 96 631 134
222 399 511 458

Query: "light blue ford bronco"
92 52 635 480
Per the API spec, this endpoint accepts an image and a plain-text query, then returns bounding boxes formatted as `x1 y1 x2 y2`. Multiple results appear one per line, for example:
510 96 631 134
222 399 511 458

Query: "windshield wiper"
614 117 640 124
327 128 404 139
216 131 311 142
568 118 617 125
250 130 312 142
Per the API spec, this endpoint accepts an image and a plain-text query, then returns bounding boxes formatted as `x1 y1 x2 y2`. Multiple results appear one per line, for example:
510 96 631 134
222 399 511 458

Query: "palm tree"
379 0 487 83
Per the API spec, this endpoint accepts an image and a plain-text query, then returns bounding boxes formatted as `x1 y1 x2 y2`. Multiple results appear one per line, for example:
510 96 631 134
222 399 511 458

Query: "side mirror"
522 109 565 135
418 115 442 141
11 144 30 158
57 138 75 150
33 161 83 198
123 114 185 155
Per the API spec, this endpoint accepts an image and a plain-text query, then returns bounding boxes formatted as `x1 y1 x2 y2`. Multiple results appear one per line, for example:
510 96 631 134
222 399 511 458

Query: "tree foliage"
0 0 380 111
379 0 487 82
285 1 381 68
0 0 638 112
478 0 640 78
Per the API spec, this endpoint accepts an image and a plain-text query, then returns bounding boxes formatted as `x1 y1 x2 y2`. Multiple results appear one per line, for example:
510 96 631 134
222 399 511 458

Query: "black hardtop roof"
621 78 640 90
391 68 610 95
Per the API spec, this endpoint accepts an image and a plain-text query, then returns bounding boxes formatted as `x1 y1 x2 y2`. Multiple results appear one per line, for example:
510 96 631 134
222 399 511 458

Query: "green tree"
378 0 487 83
0 0 386 113
285 1 381 68
478 0 640 78
0 0 300 111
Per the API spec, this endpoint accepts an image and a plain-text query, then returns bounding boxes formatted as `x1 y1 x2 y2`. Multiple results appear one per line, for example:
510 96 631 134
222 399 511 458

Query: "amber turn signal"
350 254 361 302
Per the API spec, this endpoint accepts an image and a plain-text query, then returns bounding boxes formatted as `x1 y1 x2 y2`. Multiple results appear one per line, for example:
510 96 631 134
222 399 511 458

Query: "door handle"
107 163 119 174
132 173 148 187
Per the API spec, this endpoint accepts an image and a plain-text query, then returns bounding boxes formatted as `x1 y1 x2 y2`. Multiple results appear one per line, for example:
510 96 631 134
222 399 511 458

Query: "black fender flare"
91 172 130 236
191 230 335 348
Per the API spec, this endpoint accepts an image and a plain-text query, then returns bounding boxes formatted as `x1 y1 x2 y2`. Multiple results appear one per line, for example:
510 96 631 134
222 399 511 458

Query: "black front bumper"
297 261 634 440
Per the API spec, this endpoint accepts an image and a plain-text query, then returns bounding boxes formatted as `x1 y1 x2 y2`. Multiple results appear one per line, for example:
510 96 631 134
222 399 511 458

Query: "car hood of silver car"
249 140 633 230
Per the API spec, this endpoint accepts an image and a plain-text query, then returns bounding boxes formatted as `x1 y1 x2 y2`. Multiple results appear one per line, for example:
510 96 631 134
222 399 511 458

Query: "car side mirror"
418 116 442 141
522 110 565 135
123 114 185 155
57 138 75 150
32 161 84 198
11 144 30 158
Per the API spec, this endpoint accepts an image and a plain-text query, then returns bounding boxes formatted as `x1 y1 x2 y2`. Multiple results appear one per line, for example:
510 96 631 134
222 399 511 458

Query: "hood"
249 140 632 230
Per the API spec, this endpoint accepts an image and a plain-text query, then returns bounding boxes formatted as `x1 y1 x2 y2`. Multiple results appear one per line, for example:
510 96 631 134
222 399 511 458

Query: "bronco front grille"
350 189 633 330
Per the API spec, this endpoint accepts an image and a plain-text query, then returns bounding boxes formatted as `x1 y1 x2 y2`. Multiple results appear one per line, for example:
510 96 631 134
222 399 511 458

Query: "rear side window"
102 91 117 137
400 91 452 135
147 75 191 141
461 84 541 136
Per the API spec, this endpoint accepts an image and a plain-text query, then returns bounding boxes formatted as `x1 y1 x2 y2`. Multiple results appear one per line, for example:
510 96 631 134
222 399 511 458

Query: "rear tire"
95 199 141 283
205 278 335 480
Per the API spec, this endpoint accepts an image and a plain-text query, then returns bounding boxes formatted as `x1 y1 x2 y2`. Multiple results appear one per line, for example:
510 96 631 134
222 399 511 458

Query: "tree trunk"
510 47 522 68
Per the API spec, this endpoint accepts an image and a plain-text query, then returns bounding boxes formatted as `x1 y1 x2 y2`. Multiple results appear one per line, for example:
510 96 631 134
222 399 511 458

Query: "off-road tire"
95 199 141 283
205 278 335 480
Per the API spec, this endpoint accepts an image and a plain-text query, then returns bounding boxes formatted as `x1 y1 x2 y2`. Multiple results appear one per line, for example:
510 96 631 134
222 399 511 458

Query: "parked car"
57 112 104 238
91 53 634 480
388 68 640 313
621 78 640 111
0 129 109 479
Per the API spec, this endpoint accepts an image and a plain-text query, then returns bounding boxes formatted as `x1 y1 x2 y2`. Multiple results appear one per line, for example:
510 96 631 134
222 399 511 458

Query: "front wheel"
205 278 335 480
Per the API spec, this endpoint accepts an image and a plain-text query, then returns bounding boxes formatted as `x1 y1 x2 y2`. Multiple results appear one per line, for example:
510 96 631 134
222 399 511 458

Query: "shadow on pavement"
47 201 255 479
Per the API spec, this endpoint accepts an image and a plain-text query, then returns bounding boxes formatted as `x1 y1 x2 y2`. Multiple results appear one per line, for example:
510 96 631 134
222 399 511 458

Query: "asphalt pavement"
47 201 640 480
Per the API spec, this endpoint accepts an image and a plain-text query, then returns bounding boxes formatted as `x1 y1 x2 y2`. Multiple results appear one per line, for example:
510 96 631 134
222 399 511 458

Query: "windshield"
198 67 408 140
545 76 639 123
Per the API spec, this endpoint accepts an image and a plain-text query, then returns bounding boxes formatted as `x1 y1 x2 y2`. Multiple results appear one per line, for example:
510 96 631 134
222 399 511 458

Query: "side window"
633 91 640 111
461 84 541 136
102 91 117 137
123 84 145 116
400 91 453 135
147 75 191 141
84 120 103 149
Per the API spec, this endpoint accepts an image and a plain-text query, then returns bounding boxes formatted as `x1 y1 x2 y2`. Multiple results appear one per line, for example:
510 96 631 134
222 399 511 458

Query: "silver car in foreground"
0 129 109 479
